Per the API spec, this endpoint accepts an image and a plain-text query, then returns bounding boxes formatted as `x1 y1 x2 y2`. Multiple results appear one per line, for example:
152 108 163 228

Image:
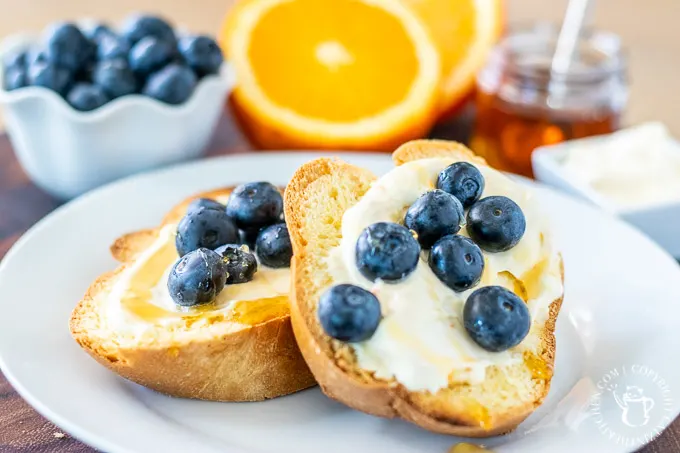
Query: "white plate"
1 152 679 453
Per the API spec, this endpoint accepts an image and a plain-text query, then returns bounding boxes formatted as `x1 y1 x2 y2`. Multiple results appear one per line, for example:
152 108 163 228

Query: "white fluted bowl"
0 33 233 199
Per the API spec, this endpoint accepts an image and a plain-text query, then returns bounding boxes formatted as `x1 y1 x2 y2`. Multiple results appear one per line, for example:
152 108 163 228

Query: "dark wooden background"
0 115 677 452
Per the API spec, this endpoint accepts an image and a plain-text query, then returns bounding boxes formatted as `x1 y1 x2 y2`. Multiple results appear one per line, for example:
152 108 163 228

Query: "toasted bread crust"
71 187 315 401
392 139 487 167
110 188 235 263
285 140 563 436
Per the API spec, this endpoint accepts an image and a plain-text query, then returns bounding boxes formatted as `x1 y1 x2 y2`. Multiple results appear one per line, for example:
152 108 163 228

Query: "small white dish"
532 131 680 257
0 152 679 453
0 30 234 200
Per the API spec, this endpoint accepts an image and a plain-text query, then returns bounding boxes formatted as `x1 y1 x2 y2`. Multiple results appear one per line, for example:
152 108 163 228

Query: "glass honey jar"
470 23 628 177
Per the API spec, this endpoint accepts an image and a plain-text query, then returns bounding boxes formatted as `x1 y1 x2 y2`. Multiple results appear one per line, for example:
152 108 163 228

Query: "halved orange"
404 0 503 118
221 0 441 150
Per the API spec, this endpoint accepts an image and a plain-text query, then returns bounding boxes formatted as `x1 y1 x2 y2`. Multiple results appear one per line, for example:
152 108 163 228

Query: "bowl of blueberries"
0 14 233 199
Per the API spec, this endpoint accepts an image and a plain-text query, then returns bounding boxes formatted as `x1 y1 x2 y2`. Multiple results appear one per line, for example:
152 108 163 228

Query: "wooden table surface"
0 114 678 452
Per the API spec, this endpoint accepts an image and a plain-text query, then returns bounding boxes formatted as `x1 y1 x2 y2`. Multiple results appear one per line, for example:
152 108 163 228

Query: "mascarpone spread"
560 122 680 210
326 158 563 392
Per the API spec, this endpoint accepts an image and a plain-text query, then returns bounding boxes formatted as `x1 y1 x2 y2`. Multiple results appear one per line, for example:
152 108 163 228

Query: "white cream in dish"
326 158 563 392
560 122 680 210
105 224 289 336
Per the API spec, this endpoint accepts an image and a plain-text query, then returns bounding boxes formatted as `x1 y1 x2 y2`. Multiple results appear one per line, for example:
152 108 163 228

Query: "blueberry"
129 37 175 75
437 162 485 208
43 22 90 71
66 83 109 111
92 59 137 99
404 190 464 249
4 50 29 91
255 223 292 268
239 227 261 249
27 60 72 95
73 41 98 82
25 47 49 67
178 36 223 76
81 39 98 67
225 182 283 230
176 207 239 256
429 235 484 292
214 244 258 284
355 222 420 282
121 15 176 46
4 50 27 70
467 196 526 252
167 248 227 307
97 34 131 61
85 23 115 44
186 198 225 215
318 284 381 342
142 63 196 105
3 67 27 91
74 60 95 83
463 286 530 352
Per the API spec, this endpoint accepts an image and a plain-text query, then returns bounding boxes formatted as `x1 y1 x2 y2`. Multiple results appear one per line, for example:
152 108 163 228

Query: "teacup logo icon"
589 364 674 448
613 385 654 427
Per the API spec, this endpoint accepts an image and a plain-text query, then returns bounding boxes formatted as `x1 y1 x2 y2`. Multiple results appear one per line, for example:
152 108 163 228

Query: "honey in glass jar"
470 23 628 177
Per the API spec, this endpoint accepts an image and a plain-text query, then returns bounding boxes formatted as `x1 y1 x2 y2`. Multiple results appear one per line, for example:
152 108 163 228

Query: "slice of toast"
284 140 564 436
70 187 316 401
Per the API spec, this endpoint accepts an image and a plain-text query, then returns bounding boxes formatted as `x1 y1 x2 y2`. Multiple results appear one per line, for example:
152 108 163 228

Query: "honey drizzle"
524 352 552 380
229 296 290 324
120 238 179 322
497 271 527 302
449 443 492 453
124 290 289 325
119 232 289 326
520 257 549 301
464 399 492 431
